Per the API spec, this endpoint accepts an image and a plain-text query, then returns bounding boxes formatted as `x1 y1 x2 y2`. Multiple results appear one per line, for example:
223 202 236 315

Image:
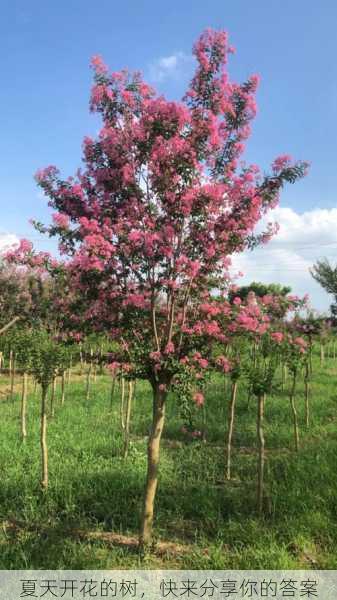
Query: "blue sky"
1 0 337 310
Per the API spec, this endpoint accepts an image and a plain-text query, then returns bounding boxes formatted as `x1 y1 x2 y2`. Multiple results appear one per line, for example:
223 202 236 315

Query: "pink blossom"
52 213 69 229
271 332 284 344
193 392 204 406
18 239 33 253
164 342 175 354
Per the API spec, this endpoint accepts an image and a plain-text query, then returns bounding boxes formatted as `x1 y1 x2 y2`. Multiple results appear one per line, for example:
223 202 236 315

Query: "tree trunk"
304 362 310 428
139 383 167 547
320 342 324 366
61 371 66 405
85 362 92 402
123 380 134 459
40 385 49 490
257 394 265 514
289 374 299 451
9 349 13 378
21 372 28 442
226 380 238 480
67 355 72 384
50 375 56 418
120 378 125 430
9 354 15 402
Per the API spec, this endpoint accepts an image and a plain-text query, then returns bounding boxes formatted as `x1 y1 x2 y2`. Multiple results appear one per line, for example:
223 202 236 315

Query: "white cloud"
0 232 19 255
149 51 192 83
230 207 337 313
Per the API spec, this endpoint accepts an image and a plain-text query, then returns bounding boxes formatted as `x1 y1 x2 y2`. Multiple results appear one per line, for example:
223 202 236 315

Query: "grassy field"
0 350 337 569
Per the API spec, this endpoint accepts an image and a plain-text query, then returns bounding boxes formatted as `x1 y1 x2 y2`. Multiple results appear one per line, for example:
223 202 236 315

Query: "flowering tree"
30 29 307 546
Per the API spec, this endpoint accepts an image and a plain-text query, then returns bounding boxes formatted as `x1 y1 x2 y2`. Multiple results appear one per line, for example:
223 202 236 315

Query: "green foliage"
229 281 291 302
310 259 337 322
30 331 71 388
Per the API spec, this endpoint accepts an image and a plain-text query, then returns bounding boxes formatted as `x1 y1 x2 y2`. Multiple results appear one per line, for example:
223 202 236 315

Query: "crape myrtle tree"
30 29 307 546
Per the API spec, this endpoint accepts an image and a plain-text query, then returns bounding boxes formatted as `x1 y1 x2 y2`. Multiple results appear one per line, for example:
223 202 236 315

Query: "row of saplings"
0 326 333 522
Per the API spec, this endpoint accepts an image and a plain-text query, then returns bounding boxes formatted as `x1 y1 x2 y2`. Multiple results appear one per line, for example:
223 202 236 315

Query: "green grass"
0 351 337 569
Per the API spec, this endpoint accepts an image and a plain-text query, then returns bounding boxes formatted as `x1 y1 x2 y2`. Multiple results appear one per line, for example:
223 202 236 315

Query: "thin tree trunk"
257 394 265 514
40 385 49 491
202 400 207 442
226 380 238 480
139 383 167 547
0 316 20 335
67 354 72 384
320 342 325 366
61 371 66 405
123 380 134 459
50 375 56 417
9 354 16 402
21 372 28 442
304 362 310 428
290 373 299 451
85 360 92 402
120 378 125 430
8 349 13 378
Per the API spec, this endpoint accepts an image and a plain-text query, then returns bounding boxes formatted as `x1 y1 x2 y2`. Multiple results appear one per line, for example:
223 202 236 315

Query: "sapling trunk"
289 372 299 451
304 362 310 428
85 360 92 402
8 349 13 378
202 400 207 442
20 372 28 442
99 346 104 374
226 380 238 481
120 377 125 430
40 384 49 491
139 383 167 547
67 354 72 384
50 375 56 418
61 371 66 405
123 380 134 459
320 342 324 366
9 355 16 402
309 343 313 375
257 394 265 514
